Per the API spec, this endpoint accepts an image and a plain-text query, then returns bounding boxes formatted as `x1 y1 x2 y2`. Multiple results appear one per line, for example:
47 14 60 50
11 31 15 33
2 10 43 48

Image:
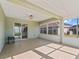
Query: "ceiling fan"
29 15 33 19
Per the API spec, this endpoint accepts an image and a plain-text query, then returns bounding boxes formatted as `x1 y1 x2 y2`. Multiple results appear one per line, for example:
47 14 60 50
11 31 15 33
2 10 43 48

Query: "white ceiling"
26 0 79 18
0 0 79 21
0 0 54 22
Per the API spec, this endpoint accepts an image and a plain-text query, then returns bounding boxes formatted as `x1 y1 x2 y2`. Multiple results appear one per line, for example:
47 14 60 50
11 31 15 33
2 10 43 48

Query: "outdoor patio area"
0 39 79 59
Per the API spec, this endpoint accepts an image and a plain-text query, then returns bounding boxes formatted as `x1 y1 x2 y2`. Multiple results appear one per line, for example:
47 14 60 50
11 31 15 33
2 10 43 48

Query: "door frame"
13 23 28 41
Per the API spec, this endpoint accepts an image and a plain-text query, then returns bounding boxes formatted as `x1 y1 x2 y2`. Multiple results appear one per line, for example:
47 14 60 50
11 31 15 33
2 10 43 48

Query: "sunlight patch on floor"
13 50 42 59
46 43 63 49
48 50 76 59
35 46 55 54
60 46 79 55
6 57 12 59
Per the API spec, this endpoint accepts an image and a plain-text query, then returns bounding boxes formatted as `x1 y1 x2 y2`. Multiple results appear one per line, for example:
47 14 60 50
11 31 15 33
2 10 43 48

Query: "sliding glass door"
14 23 22 40
13 23 28 41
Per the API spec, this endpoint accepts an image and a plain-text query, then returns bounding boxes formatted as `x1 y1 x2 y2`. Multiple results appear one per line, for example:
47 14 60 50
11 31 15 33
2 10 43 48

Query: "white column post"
76 18 79 38
47 24 48 34
60 17 64 44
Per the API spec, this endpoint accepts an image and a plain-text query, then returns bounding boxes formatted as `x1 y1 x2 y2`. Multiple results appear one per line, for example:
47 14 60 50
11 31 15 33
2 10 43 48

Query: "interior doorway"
13 23 28 41
22 24 28 39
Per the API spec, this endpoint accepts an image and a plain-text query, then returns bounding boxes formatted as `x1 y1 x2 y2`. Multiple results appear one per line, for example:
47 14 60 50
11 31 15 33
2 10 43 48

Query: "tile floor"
0 39 79 59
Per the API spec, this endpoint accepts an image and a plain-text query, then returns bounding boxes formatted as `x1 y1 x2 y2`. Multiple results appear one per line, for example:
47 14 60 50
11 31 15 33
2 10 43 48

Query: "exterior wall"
64 28 69 34
39 19 61 43
5 17 40 41
0 5 5 52
64 24 71 34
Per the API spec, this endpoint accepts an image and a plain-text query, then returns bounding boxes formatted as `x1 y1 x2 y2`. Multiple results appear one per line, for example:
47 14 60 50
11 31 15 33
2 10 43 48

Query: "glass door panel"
14 23 22 40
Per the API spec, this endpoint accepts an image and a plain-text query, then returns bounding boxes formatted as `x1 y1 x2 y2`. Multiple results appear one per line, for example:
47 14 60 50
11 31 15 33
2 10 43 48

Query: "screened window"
48 26 58 35
48 22 59 35
48 27 52 34
40 25 47 34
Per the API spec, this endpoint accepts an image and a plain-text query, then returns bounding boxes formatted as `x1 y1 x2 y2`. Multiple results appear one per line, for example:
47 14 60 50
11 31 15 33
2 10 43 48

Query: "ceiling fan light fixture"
29 15 33 19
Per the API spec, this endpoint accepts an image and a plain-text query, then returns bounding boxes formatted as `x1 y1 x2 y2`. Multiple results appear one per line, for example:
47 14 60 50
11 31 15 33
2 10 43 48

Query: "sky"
64 18 79 25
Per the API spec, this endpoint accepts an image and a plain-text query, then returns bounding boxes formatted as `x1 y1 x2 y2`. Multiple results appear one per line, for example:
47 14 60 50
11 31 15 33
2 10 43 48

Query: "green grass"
64 34 79 38
15 33 21 36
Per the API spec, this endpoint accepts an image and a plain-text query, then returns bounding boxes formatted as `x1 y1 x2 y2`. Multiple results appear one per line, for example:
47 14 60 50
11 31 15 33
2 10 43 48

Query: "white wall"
0 5 5 53
27 21 40 39
39 19 61 43
40 34 60 42
5 17 40 41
